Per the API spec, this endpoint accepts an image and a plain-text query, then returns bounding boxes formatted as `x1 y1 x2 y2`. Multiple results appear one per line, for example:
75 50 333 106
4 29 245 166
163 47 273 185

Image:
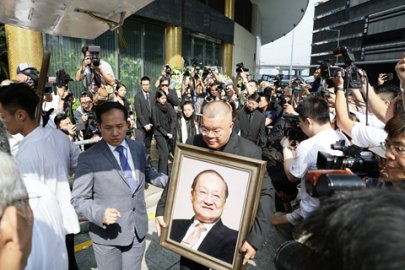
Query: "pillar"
5 25 43 80
165 25 183 70
223 0 235 76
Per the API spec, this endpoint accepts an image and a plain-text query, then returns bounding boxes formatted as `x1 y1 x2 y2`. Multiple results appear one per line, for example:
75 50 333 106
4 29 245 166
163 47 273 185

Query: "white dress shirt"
107 139 137 181
15 126 80 234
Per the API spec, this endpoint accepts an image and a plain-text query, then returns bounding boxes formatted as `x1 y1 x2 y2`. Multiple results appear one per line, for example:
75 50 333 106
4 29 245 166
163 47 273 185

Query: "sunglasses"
160 84 169 87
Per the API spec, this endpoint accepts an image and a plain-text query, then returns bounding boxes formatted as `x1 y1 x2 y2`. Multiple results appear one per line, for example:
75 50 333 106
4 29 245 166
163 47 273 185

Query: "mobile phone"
386 73 393 81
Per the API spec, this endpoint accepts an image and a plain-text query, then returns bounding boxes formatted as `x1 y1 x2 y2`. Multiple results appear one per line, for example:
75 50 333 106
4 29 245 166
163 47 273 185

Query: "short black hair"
248 92 261 103
0 83 39 120
54 113 68 127
295 95 330 125
298 189 405 270
140 76 151 83
155 90 167 100
95 101 128 124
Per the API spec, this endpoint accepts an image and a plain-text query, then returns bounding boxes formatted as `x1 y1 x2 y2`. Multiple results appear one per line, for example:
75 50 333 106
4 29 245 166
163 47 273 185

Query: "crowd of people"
0 43 405 270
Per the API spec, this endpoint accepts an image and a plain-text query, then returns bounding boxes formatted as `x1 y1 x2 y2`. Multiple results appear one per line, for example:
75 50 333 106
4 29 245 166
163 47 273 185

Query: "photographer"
75 45 115 93
281 96 348 218
54 113 77 141
181 68 206 114
74 91 100 150
334 70 397 148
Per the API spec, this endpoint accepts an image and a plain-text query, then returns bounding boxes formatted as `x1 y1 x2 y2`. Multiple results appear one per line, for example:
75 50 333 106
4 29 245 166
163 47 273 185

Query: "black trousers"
66 233 78 270
154 135 170 175
135 128 153 154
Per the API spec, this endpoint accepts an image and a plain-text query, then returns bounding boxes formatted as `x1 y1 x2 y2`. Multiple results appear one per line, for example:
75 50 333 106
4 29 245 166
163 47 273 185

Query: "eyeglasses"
199 127 224 137
160 84 169 87
381 140 405 156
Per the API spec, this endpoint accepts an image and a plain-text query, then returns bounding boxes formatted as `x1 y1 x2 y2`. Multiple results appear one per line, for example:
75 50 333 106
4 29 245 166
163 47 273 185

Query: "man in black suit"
156 101 273 269
237 93 266 147
135 76 153 154
170 170 238 266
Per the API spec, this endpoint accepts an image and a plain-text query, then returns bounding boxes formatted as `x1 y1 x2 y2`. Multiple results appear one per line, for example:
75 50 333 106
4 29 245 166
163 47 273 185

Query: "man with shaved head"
156 101 273 269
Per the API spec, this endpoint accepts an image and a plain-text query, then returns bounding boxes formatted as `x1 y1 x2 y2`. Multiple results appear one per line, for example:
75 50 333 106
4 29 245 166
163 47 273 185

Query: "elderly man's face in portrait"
191 172 227 224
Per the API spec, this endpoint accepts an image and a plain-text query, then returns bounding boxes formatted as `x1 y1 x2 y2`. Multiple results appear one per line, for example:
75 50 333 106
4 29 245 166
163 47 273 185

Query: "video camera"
317 140 380 178
183 67 190 77
87 45 101 67
305 169 365 198
333 46 362 89
283 114 308 142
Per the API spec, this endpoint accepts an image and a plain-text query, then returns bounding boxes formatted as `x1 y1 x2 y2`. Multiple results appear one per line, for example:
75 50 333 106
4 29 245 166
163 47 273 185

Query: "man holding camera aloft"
76 45 115 93
281 96 348 219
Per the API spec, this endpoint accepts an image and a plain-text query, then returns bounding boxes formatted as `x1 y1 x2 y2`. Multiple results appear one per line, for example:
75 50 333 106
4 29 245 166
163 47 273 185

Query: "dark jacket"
157 132 273 251
170 218 238 265
151 102 177 137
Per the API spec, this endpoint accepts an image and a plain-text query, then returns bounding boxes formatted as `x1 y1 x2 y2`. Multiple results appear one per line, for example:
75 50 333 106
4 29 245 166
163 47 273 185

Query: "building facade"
41 0 258 97
311 0 405 84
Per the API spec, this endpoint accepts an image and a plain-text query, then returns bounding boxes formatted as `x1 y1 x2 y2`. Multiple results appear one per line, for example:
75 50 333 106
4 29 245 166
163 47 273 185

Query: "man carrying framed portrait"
156 100 274 269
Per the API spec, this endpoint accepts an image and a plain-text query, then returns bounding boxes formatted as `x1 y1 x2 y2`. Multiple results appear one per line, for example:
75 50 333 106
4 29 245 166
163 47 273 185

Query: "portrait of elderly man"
170 169 238 266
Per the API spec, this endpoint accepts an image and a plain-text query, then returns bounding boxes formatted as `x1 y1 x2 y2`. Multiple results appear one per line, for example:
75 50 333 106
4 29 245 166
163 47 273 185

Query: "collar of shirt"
106 139 136 179
182 217 219 250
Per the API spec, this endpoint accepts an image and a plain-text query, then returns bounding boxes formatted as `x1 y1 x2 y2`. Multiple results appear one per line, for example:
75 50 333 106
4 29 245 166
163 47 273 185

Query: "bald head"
200 101 234 149
203 101 233 123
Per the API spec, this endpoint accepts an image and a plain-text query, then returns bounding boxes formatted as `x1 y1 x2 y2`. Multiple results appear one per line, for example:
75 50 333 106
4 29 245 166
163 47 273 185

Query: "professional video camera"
317 140 380 178
87 45 101 67
333 46 362 89
283 114 308 142
305 169 365 198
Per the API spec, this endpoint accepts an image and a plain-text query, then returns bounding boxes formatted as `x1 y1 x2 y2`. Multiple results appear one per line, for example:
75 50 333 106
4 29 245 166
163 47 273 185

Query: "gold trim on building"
5 25 43 80
165 25 183 69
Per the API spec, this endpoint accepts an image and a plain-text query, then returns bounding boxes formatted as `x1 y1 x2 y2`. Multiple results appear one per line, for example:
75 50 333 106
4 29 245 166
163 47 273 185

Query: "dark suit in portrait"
171 218 238 269
72 139 167 270
134 90 154 153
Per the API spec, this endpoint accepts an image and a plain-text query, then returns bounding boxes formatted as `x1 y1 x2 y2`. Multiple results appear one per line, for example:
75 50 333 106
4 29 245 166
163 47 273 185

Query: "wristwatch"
334 86 345 93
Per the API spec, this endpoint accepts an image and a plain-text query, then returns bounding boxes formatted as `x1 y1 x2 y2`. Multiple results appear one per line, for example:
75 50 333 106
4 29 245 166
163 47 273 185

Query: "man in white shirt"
0 82 80 270
282 96 348 218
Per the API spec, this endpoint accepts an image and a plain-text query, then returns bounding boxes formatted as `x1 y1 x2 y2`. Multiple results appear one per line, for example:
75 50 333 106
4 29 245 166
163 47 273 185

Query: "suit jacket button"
132 194 135 198
132 208 135 211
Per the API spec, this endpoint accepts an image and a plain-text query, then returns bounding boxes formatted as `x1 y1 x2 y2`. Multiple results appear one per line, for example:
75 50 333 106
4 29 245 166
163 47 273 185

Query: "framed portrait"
160 143 266 270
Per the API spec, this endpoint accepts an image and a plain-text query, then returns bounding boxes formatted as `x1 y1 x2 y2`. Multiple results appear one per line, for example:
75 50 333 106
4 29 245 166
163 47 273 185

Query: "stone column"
165 25 183 69
223 0 235 76
5 25 43 80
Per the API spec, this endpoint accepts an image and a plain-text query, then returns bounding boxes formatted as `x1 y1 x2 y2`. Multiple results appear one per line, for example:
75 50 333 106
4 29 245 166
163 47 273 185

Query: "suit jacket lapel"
223 132 240 155
100 140 131 189
198 219 225 253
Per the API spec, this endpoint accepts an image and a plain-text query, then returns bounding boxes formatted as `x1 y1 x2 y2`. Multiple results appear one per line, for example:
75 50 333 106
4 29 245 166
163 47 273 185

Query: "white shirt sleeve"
351 122 387 147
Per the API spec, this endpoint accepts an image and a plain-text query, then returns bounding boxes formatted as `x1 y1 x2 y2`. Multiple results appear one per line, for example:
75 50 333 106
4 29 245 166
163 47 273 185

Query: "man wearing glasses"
158 77 179 108
156 101 273 269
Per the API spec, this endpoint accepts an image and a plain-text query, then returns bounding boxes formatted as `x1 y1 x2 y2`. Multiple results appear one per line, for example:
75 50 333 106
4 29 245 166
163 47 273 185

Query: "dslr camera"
235 62 248 73
165 64 172 76
56 69 73 87
87 45 101 67
283 114 308 142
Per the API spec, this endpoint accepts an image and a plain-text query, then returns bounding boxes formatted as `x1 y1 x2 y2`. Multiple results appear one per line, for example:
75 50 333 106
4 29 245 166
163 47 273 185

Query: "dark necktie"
145 93 151 111
115 145 138 192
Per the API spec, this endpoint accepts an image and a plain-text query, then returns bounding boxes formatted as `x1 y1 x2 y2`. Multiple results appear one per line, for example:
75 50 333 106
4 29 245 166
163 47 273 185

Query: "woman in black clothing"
152 90 177 174
177 101 199 143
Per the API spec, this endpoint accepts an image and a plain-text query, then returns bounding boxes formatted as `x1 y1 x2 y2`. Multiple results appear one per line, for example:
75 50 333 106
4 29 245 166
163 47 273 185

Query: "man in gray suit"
71 101 168 270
